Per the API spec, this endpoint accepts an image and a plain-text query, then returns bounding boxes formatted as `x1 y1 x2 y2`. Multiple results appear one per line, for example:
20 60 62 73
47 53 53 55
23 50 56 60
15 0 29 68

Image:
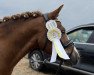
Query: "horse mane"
0 11 42 24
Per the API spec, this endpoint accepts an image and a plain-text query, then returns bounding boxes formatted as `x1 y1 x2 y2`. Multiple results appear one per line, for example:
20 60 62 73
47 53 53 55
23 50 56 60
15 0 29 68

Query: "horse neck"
0 17 42 74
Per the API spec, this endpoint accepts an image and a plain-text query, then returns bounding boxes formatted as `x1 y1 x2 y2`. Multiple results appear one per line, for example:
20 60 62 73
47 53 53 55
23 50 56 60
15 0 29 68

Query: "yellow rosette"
47 28 61 41
46 20 70 63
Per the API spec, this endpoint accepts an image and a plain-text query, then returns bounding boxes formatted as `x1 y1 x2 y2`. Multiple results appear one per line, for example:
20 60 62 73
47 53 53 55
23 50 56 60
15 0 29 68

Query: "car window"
68 29 93 43
87 31 94 43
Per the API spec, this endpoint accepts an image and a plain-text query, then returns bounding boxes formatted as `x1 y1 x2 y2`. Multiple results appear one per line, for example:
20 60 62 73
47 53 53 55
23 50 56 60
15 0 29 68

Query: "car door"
67 27 94 73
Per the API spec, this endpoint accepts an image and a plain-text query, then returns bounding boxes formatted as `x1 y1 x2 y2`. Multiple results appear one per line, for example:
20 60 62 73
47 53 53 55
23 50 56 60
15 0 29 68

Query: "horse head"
37 5 80 65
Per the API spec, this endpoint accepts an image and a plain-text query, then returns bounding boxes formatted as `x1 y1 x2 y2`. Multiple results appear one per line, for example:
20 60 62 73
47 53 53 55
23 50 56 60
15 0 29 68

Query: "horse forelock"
0 11 42 24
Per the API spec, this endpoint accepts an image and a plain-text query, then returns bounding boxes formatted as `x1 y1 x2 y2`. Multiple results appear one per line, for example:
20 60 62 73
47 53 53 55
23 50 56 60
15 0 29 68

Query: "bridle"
43 13 74 57
43 13 75 74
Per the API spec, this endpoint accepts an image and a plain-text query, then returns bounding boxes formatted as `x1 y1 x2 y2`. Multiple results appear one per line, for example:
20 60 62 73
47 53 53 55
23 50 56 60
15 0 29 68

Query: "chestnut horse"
0 5 79 75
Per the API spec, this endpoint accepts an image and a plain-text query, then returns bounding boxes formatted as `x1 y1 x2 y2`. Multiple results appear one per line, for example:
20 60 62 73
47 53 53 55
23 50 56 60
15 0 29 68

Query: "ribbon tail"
50 42 57 63
53 38 70 60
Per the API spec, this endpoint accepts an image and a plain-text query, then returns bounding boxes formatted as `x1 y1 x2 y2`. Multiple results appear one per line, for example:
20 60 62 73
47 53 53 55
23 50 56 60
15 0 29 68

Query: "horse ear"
48 4 64 20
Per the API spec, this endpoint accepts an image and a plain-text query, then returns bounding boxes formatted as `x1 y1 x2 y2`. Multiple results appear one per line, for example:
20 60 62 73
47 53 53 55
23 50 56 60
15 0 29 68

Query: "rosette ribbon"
46 20 70 63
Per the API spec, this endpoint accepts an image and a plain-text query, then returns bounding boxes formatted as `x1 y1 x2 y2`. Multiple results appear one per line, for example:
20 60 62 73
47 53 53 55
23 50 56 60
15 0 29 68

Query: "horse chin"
64 47 80 66
70 47 80 65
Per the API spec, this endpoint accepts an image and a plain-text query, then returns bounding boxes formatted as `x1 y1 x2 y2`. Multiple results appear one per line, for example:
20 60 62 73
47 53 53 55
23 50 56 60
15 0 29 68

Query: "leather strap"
43 13 49 22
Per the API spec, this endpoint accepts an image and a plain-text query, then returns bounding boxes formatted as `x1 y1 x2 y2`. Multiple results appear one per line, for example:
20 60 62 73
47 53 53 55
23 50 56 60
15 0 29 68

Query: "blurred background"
0 0 94 30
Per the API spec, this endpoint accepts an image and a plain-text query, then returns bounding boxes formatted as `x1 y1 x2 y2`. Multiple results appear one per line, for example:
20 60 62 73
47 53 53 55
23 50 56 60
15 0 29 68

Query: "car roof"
67 23 94 33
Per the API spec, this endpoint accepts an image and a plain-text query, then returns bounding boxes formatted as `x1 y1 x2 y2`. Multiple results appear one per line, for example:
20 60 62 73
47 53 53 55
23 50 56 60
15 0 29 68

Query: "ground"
12 57 50 75
11 57 80 75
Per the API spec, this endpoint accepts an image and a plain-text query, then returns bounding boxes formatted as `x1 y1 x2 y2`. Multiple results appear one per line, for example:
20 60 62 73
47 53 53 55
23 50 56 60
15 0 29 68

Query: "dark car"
67 23 94 74
28 23 94 75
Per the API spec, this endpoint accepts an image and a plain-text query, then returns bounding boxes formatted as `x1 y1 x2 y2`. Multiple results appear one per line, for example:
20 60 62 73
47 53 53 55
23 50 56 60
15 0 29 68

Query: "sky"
0 0 94 30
